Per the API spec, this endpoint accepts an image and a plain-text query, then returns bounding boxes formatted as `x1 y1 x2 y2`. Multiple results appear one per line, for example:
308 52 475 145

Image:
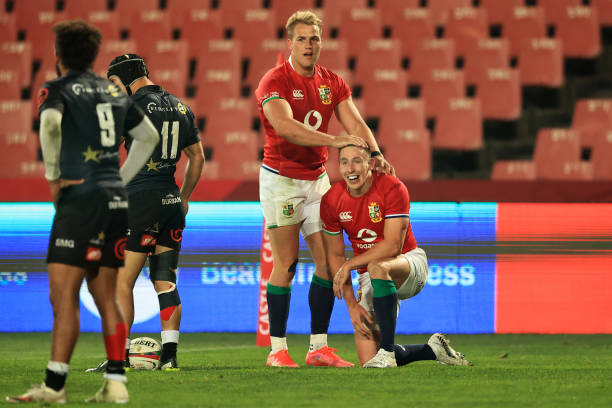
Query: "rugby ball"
129 337 162 370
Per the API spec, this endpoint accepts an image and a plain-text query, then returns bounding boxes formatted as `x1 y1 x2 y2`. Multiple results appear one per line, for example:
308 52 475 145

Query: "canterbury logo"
339 211 352 222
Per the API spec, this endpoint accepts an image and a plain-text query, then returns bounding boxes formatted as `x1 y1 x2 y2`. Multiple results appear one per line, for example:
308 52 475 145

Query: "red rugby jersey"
320 174 417 272
255 60 350 180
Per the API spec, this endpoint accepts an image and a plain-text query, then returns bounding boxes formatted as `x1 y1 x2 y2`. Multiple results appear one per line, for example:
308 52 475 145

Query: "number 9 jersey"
38 71 145 199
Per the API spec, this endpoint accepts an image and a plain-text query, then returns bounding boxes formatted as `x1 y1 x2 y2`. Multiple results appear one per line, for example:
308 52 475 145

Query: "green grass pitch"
1 333 610 407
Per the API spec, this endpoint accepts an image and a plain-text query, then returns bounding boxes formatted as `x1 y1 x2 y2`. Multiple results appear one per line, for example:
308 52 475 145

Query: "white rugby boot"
85 378 129 404
362 348 397 368
6 383 67 404
427 333 472 366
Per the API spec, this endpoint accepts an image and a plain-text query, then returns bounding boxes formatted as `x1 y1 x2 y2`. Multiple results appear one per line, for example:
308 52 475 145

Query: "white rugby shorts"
357 247 429 331
259 167 331 238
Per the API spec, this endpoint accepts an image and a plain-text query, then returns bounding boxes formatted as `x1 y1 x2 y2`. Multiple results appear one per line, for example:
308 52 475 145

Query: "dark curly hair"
53 20 102 72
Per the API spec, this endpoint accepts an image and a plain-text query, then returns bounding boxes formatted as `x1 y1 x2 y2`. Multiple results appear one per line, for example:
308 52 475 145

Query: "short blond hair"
286 10 323 39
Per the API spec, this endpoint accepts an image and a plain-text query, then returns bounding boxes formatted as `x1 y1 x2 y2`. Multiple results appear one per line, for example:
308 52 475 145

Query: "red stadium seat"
192 40 242 100
180 9 224 59
533 128 582 180
327 98 366 136
338 8 383 57
64 0 108 18
0 42 31 88
571 99 612 147
231 9 277 60
210 131 260 180
591 130 612 180
537 0 582 23
353 39 402 85
433 97 483 150
388 8 436 57
550 6 601 58
0 68 21 99
491 160 537 180
246 39 290 91
129 10 173 46
203 98 253 146
0 12 17 42
0 132 40 178
317 39 349 72
114 0 160 30
376 0 420 27
420 69 465 118
502 7 546 57
85 11 121 42
141 41 189 94
409 39 456 84
0 100 33 134
378 98 427 135
479 0 523 25
518 38 563 87
444 7 489 56
321 0 368 28
426 0 472 25
360 69 408 117
592 0 612 25
13 0 56 18
218 0 265 28
474 68 521 120
380 128 431 180
18 11 66 61
269 0 316 31
463 38 510 85
325 146 342 183
165 0 211 18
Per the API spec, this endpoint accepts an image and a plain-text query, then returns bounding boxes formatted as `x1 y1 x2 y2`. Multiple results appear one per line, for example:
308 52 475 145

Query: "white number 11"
161 121 179 159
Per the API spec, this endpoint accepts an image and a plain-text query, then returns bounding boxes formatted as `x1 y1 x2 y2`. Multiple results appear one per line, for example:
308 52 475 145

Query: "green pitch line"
1 333 610 407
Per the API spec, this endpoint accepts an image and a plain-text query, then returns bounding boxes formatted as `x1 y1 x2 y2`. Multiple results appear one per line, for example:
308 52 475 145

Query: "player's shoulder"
259 61 290 85
376 173 407 192
315 64 340 80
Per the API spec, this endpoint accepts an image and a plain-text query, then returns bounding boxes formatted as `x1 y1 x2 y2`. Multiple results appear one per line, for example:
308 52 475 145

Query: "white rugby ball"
129 337 162 370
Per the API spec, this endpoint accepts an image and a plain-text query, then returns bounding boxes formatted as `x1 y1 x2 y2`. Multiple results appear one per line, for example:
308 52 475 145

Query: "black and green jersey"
124 85 200 194
39 70 144 199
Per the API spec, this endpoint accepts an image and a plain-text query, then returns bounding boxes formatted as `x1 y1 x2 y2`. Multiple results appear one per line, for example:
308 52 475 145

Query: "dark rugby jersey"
124 85 200 193
38 71 144 199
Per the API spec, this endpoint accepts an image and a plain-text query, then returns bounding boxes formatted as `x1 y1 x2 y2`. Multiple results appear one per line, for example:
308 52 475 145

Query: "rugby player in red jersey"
321 145 471 368
255 10 393 367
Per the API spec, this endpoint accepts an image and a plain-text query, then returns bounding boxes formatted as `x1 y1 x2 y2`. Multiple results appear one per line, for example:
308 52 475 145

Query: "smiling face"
288 23 321 76
339 146 374 197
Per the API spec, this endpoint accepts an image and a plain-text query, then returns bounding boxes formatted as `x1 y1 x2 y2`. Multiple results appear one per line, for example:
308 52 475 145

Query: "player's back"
125 85 200 193
39 71 140 199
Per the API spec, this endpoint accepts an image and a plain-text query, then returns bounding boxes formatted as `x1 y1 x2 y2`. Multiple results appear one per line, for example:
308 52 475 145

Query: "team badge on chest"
318 85 332 105
282 201 295 217
368 202 382 223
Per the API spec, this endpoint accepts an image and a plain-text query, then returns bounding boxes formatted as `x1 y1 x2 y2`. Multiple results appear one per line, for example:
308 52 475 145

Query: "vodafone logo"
357 228 377 243
304 110 322 130
339 211 352 222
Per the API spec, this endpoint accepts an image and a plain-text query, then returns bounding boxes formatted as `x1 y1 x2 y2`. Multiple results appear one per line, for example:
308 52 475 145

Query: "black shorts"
126 188 185 253
47 187 128 270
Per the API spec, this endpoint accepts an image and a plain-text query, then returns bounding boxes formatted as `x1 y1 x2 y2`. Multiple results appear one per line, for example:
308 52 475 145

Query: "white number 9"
96 103 116 147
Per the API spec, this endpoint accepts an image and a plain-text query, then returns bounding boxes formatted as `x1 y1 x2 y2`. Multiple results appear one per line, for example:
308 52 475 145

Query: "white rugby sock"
161 330 179 345
47 361 69 374
309 334 327 351
270 336 288 353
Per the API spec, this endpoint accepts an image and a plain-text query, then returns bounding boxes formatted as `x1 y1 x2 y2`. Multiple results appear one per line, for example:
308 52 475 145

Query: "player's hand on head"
373 155 395 176
331 134 368 149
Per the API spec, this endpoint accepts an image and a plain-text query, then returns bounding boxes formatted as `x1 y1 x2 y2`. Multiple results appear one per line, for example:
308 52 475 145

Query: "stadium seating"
114 0 160 30
571 99 612 147
140 40 189 96
128 10 173 47
317 39 349 72
230 9 277 61
378 98 427 134
591 0 612 25
420 68 466 118
165 0 211 17
533 128 583 180
426 0 472 25
0 12 17 42
517 38 563 87
548 6 601 58
179 9 225 60
218 0 266 28
0 68 21 99
192 39 242 101
353 39 402 85
502 7 547 57
64 0 108 18
92 40 139 78
17 10 66 61
433 97 483 150
409 39 456 85
491 160 537 180
12 0 56 17
444 7 489 56
325 145 342 182
246 39 289 91
538 0 582 23
479 0 524 25
463 38 510 85
360 69 408 117
85 10 121 41
0 100 33 134
0 41 31 88
0 131 41 178
208 131 260 180
270 0 315 32
338 8 383 57
321 0 368 29
590 130 612 179
379 128 432 180
473 68 521 120
203 98 253 146
387 8 436 57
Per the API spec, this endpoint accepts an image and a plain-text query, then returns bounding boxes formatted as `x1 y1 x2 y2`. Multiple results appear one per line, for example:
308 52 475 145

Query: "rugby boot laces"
305 346 354 367
427 333 472 366
266 349 299 367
